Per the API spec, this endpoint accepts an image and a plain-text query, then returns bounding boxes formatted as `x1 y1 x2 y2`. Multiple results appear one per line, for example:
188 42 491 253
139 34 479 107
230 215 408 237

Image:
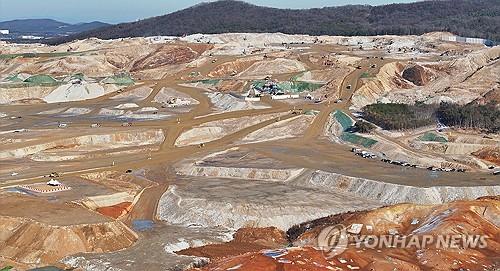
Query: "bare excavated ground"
190 197 500 271
0 32 498 270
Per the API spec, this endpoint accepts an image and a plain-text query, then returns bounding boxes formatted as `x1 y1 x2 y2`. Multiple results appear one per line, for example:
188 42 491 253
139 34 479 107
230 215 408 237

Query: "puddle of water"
132 219 154 232
262 249 288 259
429 171 440 179
6 187 38 197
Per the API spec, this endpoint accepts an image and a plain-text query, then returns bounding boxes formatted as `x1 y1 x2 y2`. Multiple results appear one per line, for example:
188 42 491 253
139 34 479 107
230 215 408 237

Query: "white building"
0 30 9 35
21 35 43 40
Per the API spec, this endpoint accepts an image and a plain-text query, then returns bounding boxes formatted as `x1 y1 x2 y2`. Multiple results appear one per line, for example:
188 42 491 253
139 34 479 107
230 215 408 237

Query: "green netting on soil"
71 73 85 80
251 80 266 89
197 79 221 85
417 132 448 143
23 74 57 85
5 74 23 82
103 74 135 85
333 110 354 130
278 81 323 93
341 132 378 148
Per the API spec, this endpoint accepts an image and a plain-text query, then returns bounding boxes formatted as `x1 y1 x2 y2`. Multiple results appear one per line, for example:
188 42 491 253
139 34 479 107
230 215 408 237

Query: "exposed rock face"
302 170 500 205
193 197 500 271
352 47 500 109
351 62 408 108
0 216 137 266
402 64 431 86
473 146 500 165
178 227 287 260
130 45 200 71
0 129 164 160
178 165 304 182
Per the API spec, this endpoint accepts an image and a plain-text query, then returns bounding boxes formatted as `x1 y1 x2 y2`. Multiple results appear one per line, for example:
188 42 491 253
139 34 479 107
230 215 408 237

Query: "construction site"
0 32 498 271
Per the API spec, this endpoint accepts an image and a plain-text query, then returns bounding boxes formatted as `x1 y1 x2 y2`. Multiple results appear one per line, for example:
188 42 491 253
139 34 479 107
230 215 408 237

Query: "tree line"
362 102 499 133
48 0 500 45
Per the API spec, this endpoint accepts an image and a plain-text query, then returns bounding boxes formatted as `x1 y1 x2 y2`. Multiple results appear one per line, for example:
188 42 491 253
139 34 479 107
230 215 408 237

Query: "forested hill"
49 0 500 44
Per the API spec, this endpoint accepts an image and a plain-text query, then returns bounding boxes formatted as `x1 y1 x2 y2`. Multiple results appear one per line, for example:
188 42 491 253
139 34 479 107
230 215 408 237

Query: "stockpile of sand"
208 92 268 113
43 82 120 103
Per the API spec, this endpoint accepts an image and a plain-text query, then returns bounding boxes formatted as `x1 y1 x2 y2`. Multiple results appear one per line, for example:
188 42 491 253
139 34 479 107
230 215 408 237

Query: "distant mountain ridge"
49 0 500 44
0 19 110 38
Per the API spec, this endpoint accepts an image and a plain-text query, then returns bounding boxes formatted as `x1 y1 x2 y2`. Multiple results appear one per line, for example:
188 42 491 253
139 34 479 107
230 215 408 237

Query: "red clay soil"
131 45 199 71
96 202 132 219
191 198 500 271
473 147 500 165
178 227 287 260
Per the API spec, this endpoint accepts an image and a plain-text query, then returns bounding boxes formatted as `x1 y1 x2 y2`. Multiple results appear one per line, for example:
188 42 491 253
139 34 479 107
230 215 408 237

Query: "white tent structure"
47 179 62 186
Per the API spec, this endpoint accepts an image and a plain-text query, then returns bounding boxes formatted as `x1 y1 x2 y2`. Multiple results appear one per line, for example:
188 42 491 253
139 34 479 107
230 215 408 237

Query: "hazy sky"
0 0 417 24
